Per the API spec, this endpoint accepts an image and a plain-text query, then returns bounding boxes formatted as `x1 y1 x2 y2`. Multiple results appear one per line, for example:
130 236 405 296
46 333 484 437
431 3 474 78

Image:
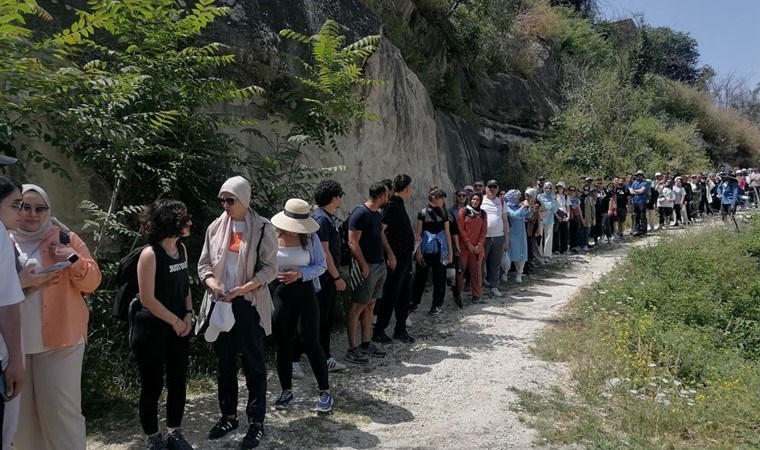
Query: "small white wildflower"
648 363 656 367
628 389 638 395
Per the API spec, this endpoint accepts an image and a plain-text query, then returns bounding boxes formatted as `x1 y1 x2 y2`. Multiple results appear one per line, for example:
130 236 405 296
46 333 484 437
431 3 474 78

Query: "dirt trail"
89 243 634 449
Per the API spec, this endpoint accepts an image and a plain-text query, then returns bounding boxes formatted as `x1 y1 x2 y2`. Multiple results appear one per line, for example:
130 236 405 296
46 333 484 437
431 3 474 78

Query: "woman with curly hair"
130 199 194 450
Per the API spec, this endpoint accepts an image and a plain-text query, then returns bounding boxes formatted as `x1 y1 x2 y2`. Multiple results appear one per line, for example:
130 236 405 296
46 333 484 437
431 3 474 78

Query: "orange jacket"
34 227 101 349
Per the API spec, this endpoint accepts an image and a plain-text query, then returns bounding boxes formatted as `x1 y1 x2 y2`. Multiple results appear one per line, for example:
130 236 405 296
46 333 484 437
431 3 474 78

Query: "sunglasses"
457 194 467 198
487 185 498 189
568 189 577 192
474 184 484 188
21 204 49 214
218 197 235 206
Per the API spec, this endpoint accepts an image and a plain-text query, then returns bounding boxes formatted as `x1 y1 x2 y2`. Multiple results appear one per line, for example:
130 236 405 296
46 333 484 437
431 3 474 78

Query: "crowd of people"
0 152 752 450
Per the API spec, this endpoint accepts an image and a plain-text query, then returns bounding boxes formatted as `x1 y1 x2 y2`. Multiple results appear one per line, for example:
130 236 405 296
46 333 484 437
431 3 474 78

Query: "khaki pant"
3 396 20 450
15 344 86 450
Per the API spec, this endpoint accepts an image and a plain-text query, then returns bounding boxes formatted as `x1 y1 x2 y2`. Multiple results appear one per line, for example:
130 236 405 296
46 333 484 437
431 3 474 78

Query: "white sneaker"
491 287 502 297
372 315 377 325
292 362 305 379
515 274 523 283
406 317 412 327
326 357 347 372
500 274 509 283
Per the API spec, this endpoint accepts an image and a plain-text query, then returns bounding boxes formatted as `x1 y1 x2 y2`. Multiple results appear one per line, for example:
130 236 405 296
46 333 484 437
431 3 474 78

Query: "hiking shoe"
360 342 387 357
292 362 305 380
315 391 334 413
515 274 523 283
393 331 416 343
428 306 442 315
372 331 393 344
274 390 294 410
345 346 369 364
454 296 464 309
326 357 347 372
208 416 238 440
490 288 502 297
166 429 193 450
240 422 264 449
146 434 167 450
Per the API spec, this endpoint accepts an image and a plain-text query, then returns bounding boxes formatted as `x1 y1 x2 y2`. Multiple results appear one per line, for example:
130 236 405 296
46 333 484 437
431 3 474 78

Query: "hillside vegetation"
372 0 760 181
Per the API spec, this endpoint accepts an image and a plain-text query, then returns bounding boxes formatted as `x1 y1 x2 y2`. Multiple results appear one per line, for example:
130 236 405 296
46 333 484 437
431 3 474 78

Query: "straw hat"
271 198 319 234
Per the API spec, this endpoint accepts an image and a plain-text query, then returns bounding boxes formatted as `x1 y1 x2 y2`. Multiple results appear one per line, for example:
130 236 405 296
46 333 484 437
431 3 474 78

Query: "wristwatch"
333 275 341 281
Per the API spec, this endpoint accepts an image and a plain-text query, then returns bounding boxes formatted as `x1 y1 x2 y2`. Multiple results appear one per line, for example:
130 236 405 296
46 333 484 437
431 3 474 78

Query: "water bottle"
446 265 456 286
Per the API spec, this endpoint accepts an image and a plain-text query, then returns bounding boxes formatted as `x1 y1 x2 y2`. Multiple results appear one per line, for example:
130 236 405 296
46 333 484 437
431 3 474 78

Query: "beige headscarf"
13 184 70 244
196 176 278 336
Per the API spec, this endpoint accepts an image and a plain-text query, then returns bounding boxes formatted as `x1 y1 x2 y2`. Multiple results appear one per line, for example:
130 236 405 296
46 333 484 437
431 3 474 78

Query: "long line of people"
0 161 745 450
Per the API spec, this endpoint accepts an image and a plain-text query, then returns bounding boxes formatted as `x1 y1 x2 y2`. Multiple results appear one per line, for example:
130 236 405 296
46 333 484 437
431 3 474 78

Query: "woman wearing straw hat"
270 199 333 413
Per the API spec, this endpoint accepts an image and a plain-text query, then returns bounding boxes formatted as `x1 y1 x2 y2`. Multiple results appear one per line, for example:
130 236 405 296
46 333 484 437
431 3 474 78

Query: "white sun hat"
271 198 319 234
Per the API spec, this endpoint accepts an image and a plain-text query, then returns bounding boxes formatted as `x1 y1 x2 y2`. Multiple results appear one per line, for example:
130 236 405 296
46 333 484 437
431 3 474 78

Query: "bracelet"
333 275 341 281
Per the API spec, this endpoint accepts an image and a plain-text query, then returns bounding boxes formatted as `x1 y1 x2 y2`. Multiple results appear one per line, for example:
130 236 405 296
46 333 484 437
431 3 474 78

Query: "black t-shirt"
615 186 629 208
447 209 459 236
382 195 415 260
349 204 384 264
151 244 190 317
417 206 449 235
312 208 340 265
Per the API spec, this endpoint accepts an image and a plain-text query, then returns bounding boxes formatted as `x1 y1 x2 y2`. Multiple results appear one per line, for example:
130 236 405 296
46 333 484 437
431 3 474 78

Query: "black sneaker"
393 330 416 343
345 346 369 364
454 297 464 309
428 306 442 315
360 341 387 357
408 303 419 314
208 416 238 440
274 390 294 410
166 429 193 450
240 422 264 449
371 331 393 344
146 433 168 450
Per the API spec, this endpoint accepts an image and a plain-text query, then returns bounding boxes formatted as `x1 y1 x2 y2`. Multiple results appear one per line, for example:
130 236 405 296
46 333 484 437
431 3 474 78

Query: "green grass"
524 216 760 448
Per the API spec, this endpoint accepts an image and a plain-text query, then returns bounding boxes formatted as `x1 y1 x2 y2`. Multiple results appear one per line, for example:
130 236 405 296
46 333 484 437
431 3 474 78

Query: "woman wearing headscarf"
457 192 487 304
270 199 332 413
12 184 101 450
504 190 532 283
536 182 557 263
197 176 278 450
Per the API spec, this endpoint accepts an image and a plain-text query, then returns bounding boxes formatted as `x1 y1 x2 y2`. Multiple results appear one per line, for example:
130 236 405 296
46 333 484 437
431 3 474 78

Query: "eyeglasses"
21 204 49 214
2 200 23 211
218 197 235 206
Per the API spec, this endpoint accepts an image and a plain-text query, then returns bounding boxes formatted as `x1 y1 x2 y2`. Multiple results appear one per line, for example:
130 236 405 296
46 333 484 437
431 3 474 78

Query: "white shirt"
481 196 505 237
0 223 24 368
276 246 310 270
15 242 46 354
555 193 568 213
224 221 247 291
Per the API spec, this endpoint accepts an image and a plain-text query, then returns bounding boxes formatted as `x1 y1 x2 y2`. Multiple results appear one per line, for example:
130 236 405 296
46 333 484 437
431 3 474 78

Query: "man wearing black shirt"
305 180 347 372
614 177 629 238
346 183 395 364
373 175 416 344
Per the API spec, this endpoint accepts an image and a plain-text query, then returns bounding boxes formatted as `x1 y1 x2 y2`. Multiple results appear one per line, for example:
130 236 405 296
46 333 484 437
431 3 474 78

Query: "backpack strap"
253 221 267 272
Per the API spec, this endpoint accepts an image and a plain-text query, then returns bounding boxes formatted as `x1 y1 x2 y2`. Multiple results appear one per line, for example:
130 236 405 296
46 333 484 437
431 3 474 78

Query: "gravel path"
88 242 633 449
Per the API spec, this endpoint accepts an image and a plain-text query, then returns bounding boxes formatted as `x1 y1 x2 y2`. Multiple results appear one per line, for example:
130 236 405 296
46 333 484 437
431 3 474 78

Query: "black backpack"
338 214 352 266
113 245 148 321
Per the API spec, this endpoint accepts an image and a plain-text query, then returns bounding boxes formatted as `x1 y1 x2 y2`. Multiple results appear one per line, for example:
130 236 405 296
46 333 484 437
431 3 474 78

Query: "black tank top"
151 243 190 317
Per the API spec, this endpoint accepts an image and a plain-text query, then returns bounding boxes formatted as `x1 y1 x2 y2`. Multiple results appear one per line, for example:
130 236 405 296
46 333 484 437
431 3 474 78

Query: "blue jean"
581 227 590 247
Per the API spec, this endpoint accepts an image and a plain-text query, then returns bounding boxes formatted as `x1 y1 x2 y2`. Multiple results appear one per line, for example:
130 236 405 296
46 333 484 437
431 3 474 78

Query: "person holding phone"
12 184 101 450
130 199 194 450
196 176 277 450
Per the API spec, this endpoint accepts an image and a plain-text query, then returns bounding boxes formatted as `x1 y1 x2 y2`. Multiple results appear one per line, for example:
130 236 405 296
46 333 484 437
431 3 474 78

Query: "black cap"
0 155 17 166
486 179 499 188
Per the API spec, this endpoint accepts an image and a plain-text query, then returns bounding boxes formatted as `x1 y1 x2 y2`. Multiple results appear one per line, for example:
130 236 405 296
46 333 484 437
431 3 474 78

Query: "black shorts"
616 208 628 223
